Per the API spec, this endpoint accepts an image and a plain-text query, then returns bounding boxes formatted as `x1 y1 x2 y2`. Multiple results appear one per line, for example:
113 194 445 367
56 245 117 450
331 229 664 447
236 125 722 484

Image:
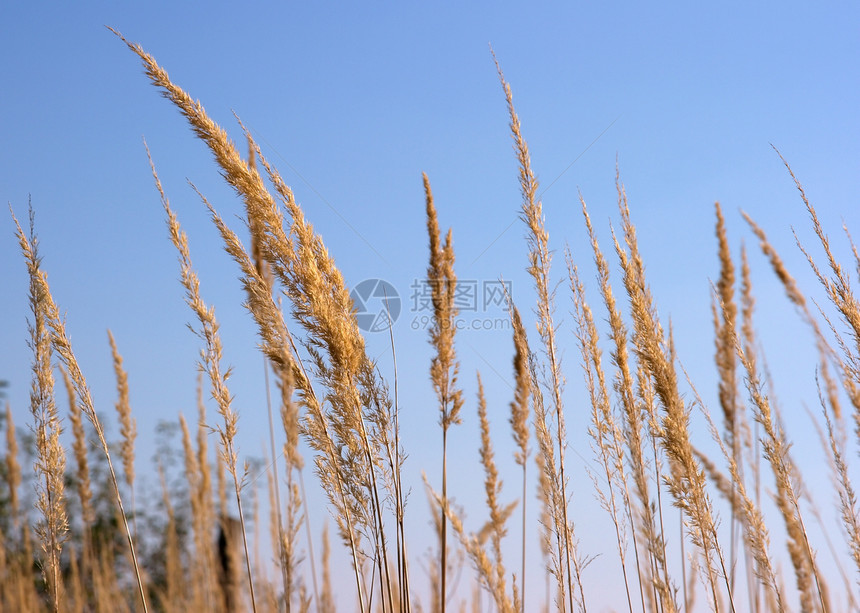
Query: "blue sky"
2 2 859 610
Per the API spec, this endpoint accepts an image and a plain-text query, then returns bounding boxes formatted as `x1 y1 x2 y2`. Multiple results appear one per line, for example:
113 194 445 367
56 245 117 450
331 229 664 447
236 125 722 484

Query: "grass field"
3 29 860 613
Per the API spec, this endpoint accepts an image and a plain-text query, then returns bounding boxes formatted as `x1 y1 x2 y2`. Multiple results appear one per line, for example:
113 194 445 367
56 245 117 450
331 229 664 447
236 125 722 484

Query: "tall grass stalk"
579 196 662 612
247 141 299 612
147 147 258 612
494 53 584 613
12 208 148 612
506 298 530 613
423 172 464 613
8 28 860 613
741 212 832 612
567 249 637 613
713 203 741 597
107 330 137 539
22 209 67 612
120 29 407 610
611 181 735 612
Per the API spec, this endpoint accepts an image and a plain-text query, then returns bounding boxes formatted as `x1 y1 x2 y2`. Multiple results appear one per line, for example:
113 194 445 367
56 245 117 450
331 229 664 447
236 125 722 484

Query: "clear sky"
2 2 859 610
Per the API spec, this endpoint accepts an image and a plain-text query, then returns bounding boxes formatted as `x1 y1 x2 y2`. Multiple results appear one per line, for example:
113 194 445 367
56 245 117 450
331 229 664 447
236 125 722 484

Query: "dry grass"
12 207 148 611
107 330 137 538
423 171 464 613
4 30 860 613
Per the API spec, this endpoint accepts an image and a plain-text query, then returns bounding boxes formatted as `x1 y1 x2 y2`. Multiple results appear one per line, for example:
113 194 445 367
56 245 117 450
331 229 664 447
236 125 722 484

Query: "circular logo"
350 279 401 333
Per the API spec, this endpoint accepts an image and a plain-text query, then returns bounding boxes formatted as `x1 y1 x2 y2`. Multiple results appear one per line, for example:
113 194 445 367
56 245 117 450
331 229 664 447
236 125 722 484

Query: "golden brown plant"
476 374 515 611
247 108 398 613
714 203 741 458
611 180 734 611
686 363 785 612
186 175 307 612
9 29 860 613
147 148 258 613
119 29 405 610
62 365 94 532
507 298 531 612
108 329 138 538
738 317 825 612
741 207 835 611
20 208 68 612
429 475 515 613
579 195 674 613
18 215 148 610
567 250 638 613
424 172 464 613
713 203 745 594
494 52 583 613
321 524 335 613
815 376 860 585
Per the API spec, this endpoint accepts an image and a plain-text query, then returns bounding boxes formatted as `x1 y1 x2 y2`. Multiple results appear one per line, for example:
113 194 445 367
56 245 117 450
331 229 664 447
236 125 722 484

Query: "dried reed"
108 330 137 537
611 180 734 611
7 29 860 613
494 52 583 613
12 208 148 612
423 172 464 613
146 146 258 612
507 299 531 613
20 208 67 612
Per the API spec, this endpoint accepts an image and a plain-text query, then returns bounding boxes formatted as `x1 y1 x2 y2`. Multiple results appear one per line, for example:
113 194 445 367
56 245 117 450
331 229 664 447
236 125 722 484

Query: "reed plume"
714 204 740 457
494 51 582 613
424 172 464 613
736 294 825 611
713 203 744 597
62 366 94 530
688 337 785 611
507 298 530 613
119 30 404 610
611 178 733 611
20 207 68 612
742 209 833 611
146 147 258 613
815 375 860 583
781 150 860 430
13 206 147 611
5 28 859 612
567 249 638 613
108 330 137 537
578 195 672 612
477 374 515 611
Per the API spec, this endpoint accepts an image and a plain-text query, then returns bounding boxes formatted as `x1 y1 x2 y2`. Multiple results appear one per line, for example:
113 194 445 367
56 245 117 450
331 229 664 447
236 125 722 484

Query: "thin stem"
264 358 290 612
298 470 320 608
680 510 687 613
442 427 448 613
521 461 527 613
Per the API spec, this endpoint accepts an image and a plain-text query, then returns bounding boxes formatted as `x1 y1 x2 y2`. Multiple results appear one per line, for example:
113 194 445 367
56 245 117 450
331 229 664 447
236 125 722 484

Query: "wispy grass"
4 29 860 613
